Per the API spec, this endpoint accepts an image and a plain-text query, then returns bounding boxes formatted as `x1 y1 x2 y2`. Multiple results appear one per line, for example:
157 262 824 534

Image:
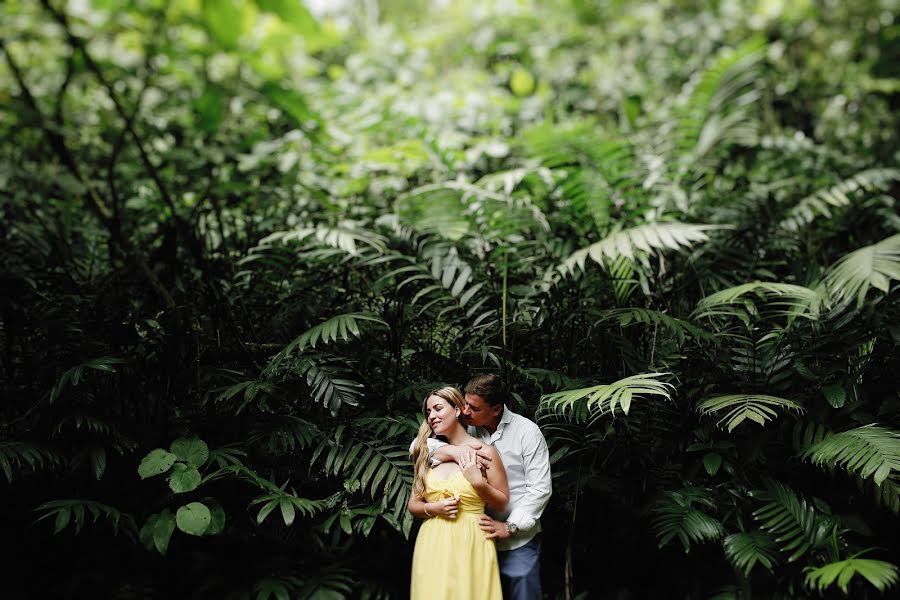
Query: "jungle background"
2 0 900 598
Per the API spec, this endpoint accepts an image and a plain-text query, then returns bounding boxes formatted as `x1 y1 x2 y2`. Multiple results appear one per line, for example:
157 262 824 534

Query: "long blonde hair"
412 386 467 498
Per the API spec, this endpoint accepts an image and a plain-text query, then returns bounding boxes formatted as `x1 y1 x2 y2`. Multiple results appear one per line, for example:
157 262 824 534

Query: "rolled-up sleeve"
409 437 446 467
507 426 552 531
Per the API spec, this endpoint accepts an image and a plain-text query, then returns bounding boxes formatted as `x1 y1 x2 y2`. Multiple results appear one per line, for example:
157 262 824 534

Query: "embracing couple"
408 374 552 600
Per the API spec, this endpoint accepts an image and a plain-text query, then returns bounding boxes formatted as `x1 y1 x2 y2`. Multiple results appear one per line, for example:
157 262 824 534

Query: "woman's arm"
462 446 509 513
407 492 458 520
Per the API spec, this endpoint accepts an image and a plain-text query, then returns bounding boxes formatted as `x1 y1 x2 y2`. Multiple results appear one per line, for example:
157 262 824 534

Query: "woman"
408 387 509 600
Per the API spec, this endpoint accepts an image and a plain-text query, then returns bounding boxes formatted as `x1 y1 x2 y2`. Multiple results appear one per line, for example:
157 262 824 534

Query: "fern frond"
697 394 804 432
802 425 900 486
804 552 899 595
723 531 779 577
35 499 137 538
652 487 724 552
823 233 900 309
559 223 723 276
780 168 900 231
538 372 674 422
752 481 836 562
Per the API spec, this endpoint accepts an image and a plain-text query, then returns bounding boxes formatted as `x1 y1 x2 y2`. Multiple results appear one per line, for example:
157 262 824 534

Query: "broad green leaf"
171 437 209 467
205 499 226 535
203 0 243 50
703 453 722 476
822 384 846 409
194 87 226 134
176 502 211 536
261 83 318 127
138 449 177 479
255 0 319 36
168 464 202 493
153 510 176 555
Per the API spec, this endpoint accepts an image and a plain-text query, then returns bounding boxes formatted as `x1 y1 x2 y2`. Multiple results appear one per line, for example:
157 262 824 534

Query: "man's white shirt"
417 406 552 551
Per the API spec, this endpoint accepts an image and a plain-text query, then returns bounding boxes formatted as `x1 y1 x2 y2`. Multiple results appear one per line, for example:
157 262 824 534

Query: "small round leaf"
138 449 178 479
168 464 202 493
176 502 211 536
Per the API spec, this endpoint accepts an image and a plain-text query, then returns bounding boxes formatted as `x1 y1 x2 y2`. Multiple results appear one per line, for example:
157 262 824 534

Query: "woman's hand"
459 453 484 485
428 497 458 519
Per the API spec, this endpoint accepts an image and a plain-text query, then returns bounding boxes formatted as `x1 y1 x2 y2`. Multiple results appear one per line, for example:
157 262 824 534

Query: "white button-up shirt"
420 405 552 551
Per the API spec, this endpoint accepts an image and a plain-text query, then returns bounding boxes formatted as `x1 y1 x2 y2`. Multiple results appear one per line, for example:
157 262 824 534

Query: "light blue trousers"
497 535 542 600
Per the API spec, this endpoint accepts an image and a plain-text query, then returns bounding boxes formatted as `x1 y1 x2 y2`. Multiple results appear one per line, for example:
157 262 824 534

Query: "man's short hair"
464 374 507 407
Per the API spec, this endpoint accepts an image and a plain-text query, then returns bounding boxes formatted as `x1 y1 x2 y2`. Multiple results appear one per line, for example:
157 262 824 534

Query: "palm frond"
802 425 900 486
0 441 62 481
214 378 276 414
311 425 414 536
780 168 900 231
723 531 779 577
804 552 899 595
250 417 321 455
860 474 900 515
251 490 341 526
35 499 137 538
538 372 674 422
378 243 497 328
652 487 725 552
264 313 386 376
751 481 837 562
693 281 825 322
396 181 549 241
673 37 766 172
258 224 388 256
823 233 900 309
559 223 723 276
697 394 804 432
50 356 125 403
597 307 716 344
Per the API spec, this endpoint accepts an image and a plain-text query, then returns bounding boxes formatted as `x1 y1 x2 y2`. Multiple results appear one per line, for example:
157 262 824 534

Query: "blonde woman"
408 387 509 600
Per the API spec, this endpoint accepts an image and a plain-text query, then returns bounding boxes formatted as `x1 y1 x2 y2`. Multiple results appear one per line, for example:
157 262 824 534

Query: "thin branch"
0 39 177 311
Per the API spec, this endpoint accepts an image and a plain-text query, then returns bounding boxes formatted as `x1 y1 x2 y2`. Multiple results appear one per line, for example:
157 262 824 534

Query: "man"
422 374 552 600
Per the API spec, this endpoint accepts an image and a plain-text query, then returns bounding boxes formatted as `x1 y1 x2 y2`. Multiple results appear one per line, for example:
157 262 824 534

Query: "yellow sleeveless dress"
410 469 503 600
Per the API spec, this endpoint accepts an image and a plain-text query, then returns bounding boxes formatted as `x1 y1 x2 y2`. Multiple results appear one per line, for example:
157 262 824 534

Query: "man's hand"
447 442 493 471
479 515 511 540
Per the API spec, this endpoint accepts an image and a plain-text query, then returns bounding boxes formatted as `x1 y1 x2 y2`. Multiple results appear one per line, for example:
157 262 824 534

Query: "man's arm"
408 437 494 469
505 424 552 532
482 424 552 540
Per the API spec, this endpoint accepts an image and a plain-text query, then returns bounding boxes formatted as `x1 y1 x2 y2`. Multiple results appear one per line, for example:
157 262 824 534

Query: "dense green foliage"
2 0 900 598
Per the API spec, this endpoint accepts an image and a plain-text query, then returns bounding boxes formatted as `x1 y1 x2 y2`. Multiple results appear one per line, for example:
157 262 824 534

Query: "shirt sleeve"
408 437 447 467
506 425 552 532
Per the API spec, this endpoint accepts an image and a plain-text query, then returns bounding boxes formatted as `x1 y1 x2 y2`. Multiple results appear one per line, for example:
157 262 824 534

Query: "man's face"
463 393 501 428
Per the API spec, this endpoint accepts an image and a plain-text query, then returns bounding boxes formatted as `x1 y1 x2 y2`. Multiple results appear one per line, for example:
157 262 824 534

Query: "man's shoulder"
506 410 545 439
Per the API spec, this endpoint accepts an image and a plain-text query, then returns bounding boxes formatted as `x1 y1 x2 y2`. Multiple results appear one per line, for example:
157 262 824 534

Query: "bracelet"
423 504 432 517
